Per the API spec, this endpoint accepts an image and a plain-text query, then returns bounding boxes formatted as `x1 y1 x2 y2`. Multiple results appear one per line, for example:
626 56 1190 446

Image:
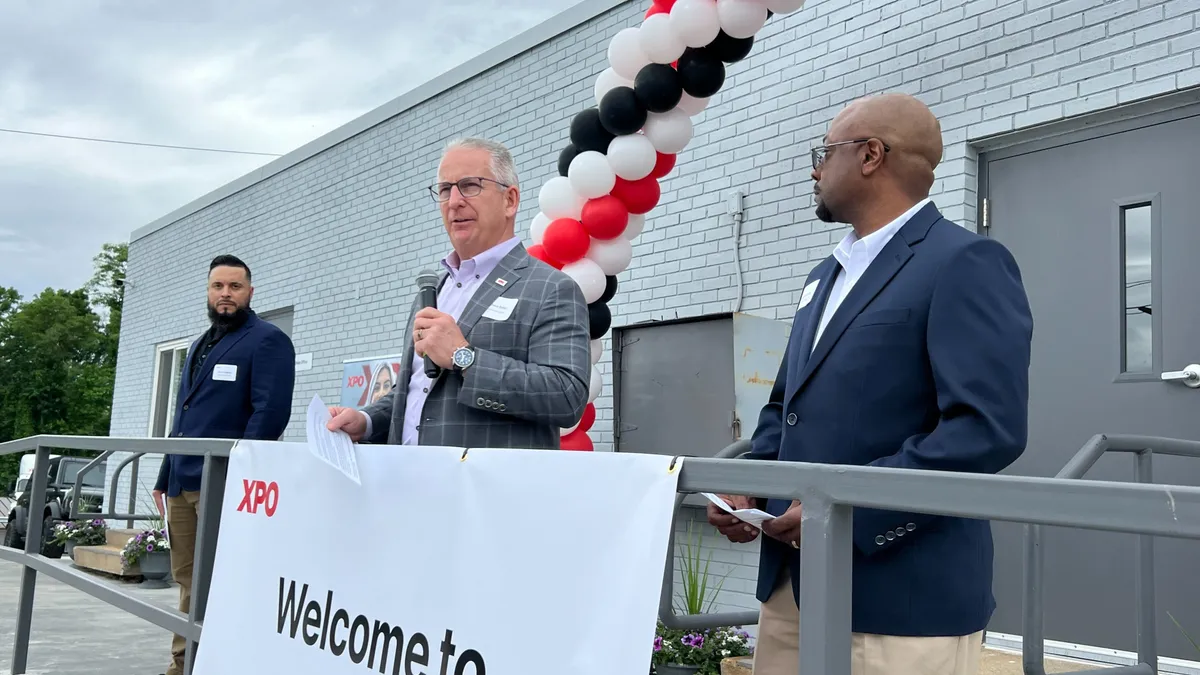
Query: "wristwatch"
451 344 475 372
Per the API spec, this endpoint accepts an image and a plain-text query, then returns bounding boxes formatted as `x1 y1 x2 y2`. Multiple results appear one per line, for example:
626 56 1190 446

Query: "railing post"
183 452 228 675
1022 524 1047 675
11 443 51 675
797 496 853 675
127 455 140 530
1135 450 1157 671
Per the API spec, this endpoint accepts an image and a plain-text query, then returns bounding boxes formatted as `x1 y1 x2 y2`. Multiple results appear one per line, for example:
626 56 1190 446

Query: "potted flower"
121 527 171 588
51 518 107 559
650 521 754 674
652 622 753 675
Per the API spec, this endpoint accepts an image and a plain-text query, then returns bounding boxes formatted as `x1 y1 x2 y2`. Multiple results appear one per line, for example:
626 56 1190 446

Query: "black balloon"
599 275 618 304
598 86 647 136
704 31 754 63
633 63 684 114
588 301 612 340
677 48 726 99
558 144 579 177
570 107 615 154
767 10 773 19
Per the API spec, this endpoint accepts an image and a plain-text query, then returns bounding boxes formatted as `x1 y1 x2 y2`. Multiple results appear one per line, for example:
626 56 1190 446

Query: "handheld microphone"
415 270 442 379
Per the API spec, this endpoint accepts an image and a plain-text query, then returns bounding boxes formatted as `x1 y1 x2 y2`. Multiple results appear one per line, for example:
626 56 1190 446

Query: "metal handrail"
658 439 760 631
68 449 114 520
3 434 1200 674
1023 433 1200 675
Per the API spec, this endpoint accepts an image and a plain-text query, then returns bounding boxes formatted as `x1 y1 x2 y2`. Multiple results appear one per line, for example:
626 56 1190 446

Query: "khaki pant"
166 491 201 675
752 568 983 675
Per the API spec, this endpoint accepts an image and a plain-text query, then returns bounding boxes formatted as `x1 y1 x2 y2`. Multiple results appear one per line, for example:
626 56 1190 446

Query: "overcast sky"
0 0 577 300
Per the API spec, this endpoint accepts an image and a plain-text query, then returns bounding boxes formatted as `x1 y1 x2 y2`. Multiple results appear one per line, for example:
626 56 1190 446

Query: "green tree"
0 242 126 491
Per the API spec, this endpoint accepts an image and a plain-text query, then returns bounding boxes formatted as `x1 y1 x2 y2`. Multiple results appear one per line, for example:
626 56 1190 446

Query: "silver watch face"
452 347 474 369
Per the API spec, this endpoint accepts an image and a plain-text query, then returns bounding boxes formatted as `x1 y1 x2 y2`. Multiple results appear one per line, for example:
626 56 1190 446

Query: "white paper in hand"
305 395 361 485
701 492 775 529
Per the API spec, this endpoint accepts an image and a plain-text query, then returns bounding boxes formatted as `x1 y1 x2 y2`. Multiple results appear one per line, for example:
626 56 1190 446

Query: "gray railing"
1022 433 1200 675
3 433 1200 675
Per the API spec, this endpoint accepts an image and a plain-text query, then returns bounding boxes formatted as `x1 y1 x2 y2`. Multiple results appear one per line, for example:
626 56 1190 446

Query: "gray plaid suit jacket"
361 243 592 449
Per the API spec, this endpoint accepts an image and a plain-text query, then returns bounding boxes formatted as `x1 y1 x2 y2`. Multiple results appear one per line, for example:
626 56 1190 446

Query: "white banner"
193 440 682 675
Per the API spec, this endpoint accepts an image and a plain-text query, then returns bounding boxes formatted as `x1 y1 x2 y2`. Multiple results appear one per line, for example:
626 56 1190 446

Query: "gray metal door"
983 110 1200 660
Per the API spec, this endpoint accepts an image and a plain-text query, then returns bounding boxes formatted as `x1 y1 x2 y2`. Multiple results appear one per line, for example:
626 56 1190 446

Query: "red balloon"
527 244 564 269
579 403 597 433
611 176 661 215
650 152 676 179
645 5 666 18
542 218 591 264
653 0 677 10
560 428 594 451
581 195 629 240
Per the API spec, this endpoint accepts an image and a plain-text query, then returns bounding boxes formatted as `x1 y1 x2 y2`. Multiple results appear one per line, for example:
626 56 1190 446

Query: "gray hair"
441 137 519 188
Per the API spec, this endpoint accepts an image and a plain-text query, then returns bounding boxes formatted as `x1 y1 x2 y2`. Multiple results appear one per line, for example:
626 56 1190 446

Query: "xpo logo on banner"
237 479 280 517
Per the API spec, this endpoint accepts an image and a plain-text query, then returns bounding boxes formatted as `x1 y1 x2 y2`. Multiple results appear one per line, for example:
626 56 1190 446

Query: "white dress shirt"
812 198 931 352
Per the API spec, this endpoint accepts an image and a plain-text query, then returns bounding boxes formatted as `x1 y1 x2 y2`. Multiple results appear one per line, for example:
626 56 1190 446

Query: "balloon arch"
523 0 806 450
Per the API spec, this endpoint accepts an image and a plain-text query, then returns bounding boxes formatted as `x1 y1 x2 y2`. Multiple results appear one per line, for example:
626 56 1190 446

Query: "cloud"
0 0 576 299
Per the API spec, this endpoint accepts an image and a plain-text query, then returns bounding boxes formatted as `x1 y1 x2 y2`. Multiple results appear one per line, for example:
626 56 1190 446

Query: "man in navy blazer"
152 254 295 675
708 93 1033 674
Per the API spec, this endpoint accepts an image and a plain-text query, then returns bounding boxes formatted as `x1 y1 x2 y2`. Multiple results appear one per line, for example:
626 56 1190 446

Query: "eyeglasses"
428 176 510 202
811 138 890 170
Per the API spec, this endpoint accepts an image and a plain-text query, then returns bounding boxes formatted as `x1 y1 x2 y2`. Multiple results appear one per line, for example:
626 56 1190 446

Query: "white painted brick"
109 0 1200 615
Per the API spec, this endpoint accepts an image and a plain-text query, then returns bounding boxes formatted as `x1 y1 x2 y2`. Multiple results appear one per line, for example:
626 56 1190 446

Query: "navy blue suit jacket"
748 202 1033 637
155 311 296 497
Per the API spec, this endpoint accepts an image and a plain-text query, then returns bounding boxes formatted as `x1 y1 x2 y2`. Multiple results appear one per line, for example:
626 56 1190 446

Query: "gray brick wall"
108 0 1200 625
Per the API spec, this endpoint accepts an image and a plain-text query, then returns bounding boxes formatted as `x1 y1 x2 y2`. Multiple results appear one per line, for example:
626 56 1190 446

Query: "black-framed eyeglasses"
428 176 510 202
811 138 890 170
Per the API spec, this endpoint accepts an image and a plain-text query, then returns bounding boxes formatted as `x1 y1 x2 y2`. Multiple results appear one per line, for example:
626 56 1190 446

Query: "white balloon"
538 176 585 220
587 236 634 276
623 213 647 240
607 133 658 181
607 27 651 80
717 0 768 39
639 13 687 65
676 92 711 116
562 258 608 304
643 108 694 154
568 150 616 200
594 67 633 107
765 0 804 12
530 212 551 245
589 366 603 404
590 339 604 365
670 0 722 49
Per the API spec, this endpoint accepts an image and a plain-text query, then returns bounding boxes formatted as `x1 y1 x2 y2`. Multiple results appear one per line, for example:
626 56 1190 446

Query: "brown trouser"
165 490 202 675
752 566 983 675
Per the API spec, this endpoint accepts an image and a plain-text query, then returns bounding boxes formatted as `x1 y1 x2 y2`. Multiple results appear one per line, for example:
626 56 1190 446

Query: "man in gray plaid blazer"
326 137 592 449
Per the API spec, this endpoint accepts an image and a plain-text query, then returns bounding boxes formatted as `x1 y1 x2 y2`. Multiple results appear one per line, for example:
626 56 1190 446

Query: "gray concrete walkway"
0 556 179 675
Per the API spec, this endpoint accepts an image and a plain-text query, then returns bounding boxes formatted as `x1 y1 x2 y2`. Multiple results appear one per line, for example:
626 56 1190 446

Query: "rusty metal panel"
731 313 791 442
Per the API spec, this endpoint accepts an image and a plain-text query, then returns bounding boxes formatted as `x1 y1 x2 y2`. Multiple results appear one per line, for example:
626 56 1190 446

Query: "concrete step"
104 527 144 548
72 544 140 577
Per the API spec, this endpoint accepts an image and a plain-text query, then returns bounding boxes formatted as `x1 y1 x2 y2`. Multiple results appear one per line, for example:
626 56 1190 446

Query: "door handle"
1161 364 1200 388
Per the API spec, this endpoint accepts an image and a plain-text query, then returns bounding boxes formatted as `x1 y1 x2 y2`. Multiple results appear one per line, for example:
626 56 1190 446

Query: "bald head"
829 92 943 197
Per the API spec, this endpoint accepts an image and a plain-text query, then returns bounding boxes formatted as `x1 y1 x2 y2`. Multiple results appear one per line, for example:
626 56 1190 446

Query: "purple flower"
653 636 662 651
146 544 153 552
681 633 704 649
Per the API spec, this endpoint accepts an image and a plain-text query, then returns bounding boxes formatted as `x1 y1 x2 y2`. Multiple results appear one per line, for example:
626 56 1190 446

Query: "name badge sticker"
213 364 238 382
798 280 820 309
482 297 518 321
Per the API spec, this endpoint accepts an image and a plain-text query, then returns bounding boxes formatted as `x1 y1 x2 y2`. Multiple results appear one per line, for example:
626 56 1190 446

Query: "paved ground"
0 555 179 675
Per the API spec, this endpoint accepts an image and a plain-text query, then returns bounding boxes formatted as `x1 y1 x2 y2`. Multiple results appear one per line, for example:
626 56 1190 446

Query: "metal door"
982 109 1200 659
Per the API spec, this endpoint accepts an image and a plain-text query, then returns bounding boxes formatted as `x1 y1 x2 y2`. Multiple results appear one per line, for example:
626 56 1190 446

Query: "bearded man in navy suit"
152 254 295 675
708 93 1033 675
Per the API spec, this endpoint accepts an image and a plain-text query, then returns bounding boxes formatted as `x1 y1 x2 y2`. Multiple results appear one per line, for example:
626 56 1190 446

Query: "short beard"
207 302 250 329
815 199 837 223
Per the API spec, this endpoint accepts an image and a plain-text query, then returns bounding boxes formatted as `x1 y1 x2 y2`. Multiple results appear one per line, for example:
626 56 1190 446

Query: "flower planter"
139 549 172 588
657 665 700 675
65 541 77 559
